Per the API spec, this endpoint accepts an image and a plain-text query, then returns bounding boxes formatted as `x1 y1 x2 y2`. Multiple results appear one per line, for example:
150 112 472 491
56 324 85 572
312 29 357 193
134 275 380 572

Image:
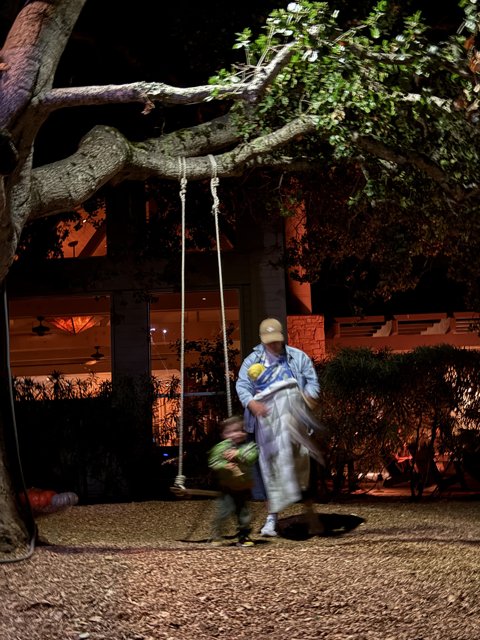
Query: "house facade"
8 180 480 502
8 181 480 383
8 181 292 385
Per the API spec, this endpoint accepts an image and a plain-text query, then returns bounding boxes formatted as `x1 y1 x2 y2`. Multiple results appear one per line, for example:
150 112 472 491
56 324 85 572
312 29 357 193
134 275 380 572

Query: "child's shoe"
236 535 255 547
260 516 278 537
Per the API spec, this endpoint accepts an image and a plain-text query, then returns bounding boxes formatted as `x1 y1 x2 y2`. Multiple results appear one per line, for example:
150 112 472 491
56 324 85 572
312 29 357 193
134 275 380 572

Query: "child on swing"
208 415 259 547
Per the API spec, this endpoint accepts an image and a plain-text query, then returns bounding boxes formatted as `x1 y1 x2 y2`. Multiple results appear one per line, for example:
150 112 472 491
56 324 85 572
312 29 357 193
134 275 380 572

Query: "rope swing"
173 157 187 491
171 155 232 497
209 154 233 419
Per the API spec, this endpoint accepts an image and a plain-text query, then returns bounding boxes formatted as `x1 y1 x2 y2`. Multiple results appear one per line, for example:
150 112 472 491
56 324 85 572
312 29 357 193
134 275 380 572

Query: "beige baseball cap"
259 318 284 344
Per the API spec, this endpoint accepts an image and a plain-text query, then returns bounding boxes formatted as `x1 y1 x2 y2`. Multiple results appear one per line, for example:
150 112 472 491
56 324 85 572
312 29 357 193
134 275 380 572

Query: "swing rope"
174 156 187 489
209 154 233 418
172 155 232 493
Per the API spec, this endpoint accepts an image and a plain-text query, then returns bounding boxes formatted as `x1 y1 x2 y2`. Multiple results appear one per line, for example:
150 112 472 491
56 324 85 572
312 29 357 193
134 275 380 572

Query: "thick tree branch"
34 42 296 112
29 126 130 219
30 115 318 217
142 115 242 157
128 115 319 180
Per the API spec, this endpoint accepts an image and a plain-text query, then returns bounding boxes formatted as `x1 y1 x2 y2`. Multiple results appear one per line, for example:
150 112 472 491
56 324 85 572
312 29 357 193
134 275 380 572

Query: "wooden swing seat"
170 485 221 498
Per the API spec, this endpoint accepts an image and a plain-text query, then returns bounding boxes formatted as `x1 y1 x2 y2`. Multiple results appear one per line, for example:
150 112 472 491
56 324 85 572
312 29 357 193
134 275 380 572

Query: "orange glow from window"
48 316 100 335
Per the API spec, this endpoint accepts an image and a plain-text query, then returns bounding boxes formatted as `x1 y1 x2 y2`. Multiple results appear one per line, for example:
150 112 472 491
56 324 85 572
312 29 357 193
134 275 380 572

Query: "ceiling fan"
32 316 50 337
84 345 105 366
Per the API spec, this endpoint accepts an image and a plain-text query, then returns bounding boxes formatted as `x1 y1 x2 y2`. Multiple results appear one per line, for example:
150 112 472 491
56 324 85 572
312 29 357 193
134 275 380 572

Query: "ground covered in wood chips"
1 497 479 640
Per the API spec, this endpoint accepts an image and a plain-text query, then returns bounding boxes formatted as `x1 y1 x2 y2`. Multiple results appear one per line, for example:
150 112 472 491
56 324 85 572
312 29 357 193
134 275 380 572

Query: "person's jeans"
212 489 252 538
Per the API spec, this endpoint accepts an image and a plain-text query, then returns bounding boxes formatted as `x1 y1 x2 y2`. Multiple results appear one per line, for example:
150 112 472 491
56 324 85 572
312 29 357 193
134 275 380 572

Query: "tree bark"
0 280 31 556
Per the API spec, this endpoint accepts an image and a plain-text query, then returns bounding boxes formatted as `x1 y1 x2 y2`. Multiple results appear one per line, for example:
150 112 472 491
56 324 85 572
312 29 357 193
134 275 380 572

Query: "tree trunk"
0 280 31 556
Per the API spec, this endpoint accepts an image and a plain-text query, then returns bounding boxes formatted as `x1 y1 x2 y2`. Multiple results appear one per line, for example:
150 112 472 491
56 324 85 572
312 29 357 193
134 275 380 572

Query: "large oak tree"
1 0 479 555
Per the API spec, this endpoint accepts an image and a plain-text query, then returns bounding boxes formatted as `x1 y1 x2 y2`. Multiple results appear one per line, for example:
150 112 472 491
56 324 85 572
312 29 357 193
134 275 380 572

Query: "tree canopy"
1 0 480 307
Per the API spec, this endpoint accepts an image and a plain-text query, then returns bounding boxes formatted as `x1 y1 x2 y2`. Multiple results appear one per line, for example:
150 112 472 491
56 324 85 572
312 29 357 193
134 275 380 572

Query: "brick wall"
287 315 326 361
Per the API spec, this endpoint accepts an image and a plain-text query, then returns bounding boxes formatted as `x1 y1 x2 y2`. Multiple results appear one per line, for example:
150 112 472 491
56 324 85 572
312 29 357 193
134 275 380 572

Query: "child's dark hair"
220 415 244 431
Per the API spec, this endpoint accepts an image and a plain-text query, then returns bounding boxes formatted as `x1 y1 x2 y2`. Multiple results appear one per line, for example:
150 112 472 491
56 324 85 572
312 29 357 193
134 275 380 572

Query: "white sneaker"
260 518 278 537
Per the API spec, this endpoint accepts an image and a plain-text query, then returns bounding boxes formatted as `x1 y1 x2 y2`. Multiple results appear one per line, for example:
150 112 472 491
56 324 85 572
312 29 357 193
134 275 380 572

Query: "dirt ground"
1 496 479 640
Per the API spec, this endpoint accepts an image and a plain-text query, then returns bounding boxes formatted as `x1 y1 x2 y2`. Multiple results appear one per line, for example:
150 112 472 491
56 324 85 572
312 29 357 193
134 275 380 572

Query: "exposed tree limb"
140 115 242 158
30 115 318 217
125 114 319 179
29 126 130 218
34 42 296 113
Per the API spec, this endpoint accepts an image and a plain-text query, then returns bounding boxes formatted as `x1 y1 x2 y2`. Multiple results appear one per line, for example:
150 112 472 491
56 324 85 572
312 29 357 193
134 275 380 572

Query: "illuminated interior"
150 290 240 378
8 295 112 380
8 290 240 382
150 290 240 445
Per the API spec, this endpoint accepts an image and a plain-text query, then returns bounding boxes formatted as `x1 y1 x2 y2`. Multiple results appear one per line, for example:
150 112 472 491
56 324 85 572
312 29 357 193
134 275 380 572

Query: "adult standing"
236 318 325 536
